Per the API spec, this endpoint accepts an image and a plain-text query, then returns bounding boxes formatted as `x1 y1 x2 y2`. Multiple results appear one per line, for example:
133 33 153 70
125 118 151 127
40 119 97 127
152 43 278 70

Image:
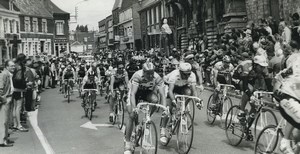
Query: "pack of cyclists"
55 46 300 154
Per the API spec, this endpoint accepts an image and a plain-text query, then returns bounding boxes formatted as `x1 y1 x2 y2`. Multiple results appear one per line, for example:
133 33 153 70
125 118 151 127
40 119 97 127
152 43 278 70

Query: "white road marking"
28 110 55 154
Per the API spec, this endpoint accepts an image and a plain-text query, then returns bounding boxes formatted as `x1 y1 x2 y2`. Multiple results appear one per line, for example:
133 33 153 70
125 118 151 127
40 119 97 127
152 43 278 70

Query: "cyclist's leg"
109 83 117 122
124 93 137 153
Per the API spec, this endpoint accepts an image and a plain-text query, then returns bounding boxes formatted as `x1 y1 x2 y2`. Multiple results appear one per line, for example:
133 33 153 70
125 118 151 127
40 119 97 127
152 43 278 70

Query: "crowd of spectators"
0 53 59 147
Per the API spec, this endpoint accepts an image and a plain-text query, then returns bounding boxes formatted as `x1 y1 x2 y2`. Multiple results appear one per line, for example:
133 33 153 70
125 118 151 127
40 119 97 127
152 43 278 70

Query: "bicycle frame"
175 95 203 114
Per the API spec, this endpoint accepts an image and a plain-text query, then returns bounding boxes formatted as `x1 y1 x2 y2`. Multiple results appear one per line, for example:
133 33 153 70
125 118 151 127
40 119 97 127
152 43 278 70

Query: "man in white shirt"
279 21 292 44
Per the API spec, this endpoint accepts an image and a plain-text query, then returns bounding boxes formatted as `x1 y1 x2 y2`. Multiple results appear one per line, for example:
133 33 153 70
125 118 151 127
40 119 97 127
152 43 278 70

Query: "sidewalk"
1 111 45 154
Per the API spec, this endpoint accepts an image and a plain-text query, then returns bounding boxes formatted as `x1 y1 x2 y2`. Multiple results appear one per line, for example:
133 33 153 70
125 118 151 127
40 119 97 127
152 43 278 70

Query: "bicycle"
255 115 300 154
77 77 83 97
64 79 74 103
127 102 168 154
206 84 234 128
112 87 127 130
224 91 278 146
82 89 98 120
159 95 203 154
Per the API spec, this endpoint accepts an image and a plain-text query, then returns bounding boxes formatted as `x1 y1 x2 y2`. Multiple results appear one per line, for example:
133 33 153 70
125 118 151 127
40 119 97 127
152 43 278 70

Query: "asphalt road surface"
1 87 280 154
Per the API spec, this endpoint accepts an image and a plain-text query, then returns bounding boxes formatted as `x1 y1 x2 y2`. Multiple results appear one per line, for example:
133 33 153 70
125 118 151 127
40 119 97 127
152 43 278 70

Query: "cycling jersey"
77 67 86 78
164 69 196 86
130 70 164 91
214 61 235 73
63 67 75 79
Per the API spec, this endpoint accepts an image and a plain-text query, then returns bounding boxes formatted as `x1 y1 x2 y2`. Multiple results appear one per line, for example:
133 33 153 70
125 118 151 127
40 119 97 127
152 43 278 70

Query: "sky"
51 0 115 31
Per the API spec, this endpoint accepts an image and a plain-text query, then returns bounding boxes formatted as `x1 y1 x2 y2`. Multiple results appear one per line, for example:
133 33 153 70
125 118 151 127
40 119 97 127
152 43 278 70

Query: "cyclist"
109 60 129 122
237 55 269 140
184 53 204 89
124 61 166 154
62 63 76 98
81 69 98 109
160 62 197 144
210 55 235 109
58 63 66 92
276 41 300 153
77 62 86 79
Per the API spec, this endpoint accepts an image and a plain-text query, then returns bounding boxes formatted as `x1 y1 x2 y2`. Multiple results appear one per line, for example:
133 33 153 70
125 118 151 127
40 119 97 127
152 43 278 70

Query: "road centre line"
28 110 55 154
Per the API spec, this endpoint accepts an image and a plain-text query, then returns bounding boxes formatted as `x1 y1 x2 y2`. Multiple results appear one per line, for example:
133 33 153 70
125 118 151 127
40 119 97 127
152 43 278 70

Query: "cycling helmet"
142 61 155 72
179 62 192 73
223 55 231 63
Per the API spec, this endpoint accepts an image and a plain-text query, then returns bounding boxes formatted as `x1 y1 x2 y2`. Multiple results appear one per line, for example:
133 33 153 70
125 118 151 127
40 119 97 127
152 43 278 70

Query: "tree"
79 25 85 32
76 25 80 31
84 25 88 32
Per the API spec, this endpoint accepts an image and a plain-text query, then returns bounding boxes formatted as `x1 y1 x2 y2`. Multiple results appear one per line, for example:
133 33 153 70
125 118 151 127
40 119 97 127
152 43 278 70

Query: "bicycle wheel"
225 105 245 146
140 121 158 154
87 97 93 120
117 100 125 129
254 108 278 140
220 96 233 129
254 125 279 154
67 86 70 103
185 98 195 123
176 113 193 154
206 94 217 124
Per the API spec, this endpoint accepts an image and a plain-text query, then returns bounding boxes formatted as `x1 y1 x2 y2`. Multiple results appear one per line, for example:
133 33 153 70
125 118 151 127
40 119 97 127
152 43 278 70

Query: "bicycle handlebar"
82 89 98 92
135 102 169 115
219 84 235 89
253 91 273 96
175 95 202 102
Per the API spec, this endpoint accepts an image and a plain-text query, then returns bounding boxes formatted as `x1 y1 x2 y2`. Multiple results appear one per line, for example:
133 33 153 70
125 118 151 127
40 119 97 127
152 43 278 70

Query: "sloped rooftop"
48 1 69 14
14 0 53 18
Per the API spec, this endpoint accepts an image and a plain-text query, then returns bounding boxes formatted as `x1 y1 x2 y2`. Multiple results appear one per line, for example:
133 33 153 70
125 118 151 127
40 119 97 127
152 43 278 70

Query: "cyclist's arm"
72 69 76 80
168 83 176 103
62 70 66 81
191 84 197 97
213 68 218 86
130 83 138 109
81 76 88 90
158 85 166 106
124 71 129 86
110 75 115 93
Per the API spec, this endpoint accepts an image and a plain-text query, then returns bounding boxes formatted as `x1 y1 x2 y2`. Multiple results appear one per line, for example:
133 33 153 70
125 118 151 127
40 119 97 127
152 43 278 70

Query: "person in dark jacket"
12 54 28 132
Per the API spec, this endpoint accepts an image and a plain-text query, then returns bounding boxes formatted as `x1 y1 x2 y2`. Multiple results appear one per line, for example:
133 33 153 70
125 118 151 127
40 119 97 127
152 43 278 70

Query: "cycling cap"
142 62 155 72
179 62 192 72
223 55 231 63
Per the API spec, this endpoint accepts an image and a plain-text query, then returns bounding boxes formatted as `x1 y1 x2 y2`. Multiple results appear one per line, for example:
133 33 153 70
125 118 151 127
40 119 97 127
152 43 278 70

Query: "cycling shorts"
135 89 158 105
167 85 192 98
217 74 232 85
83 83 97 89
113 81 125 90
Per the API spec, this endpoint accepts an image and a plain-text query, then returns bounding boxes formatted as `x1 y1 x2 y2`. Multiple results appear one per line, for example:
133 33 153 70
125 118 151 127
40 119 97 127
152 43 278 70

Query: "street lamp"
75 0 89 21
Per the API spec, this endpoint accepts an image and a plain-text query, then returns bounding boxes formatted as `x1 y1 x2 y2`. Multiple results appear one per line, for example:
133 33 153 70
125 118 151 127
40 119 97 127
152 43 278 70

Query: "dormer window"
9 0 14 11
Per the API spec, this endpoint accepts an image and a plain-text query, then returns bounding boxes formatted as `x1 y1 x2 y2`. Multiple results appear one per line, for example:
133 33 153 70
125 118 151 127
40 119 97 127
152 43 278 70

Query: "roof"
98 19 106 27
47 1 69 14
112 0 123 11
14 0 53 18
138 0 161 12
0 3 5 9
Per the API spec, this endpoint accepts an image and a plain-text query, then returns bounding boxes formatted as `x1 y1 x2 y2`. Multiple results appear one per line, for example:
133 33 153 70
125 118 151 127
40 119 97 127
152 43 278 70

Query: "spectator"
12 54 28 132
279 21 292 44
0 60 15 147
43 62 50 89
24 58 35 112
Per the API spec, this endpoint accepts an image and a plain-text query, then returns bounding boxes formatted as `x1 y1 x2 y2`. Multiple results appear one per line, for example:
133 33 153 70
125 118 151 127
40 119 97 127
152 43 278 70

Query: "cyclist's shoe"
246 130 253 141
208 104 217 112
196 100 203 110
124 142 132 154
109 113 115 123
280 138 294 154
160 128 168 144
64 94 67 98
237 112 246 125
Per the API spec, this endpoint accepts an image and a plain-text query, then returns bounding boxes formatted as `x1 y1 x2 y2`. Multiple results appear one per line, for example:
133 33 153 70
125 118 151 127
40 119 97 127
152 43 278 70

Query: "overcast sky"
51 0 115 31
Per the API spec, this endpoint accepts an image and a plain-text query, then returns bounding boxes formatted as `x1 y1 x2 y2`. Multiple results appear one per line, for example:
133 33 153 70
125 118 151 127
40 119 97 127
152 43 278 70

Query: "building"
106 15 114 49
97 18 106 50
43 0 70 57
112 0 122 49
138 0 168 50
15 0 55 58
0 0 21 65
70 31 95 54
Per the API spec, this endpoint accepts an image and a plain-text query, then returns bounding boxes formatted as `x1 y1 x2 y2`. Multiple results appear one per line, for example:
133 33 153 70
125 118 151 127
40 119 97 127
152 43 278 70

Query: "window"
3 20 8 33
16 21 19 33
24 17 30 32
42 20 47 33
32 18 38 32
56 21 64 35
10 20 14 33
